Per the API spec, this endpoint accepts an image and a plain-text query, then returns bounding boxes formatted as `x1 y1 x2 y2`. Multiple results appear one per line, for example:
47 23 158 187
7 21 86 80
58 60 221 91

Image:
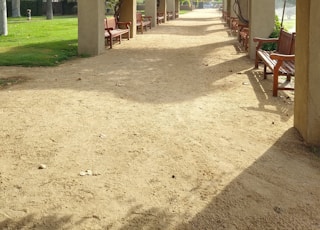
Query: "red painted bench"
104 17 131 49
253 28 296 96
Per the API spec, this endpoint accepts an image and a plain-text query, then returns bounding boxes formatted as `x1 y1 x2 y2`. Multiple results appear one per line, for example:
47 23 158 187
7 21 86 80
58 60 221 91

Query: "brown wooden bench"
228 16 237 30
222 10 228 21
104 17 131 49
230 17 239 33
157 12 165 24
136 12 152 34
175 11 179 18
238 23 249 51
167 11 173 20
253 28 296 96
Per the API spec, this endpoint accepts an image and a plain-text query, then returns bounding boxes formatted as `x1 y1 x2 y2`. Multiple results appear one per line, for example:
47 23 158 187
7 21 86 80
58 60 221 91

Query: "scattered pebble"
38 164 47 169
79 169 100 176
273 206 282 214
92 215 100 220
115 82 125 87
86 170 93 176
99 134 106 138
242 82 249 85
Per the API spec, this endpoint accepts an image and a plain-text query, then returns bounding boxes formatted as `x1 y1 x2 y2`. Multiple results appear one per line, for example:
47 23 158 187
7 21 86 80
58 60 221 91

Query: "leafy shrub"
262 15 283 51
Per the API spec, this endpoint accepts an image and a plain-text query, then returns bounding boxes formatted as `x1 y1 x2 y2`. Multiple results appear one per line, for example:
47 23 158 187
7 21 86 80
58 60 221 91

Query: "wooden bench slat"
257 50 295 76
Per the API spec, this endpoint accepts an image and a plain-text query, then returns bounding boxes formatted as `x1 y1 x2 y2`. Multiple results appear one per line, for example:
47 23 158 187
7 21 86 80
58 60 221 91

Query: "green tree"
0 0 8 36
46 0 53 20
12 0 21 17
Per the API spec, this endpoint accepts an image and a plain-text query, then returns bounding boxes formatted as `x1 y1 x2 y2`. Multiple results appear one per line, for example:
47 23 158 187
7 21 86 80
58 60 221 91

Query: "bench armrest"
238 25 248 31
270 53 295 61
253 37 279 43
142 16 152 21
270 54 295 75
240 27 249 33
253 37 279 50
117 21 131 29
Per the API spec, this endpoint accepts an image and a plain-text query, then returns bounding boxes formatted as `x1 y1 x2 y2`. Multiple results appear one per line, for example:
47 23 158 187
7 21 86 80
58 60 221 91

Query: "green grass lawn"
0 16 79 66
179 10 190 15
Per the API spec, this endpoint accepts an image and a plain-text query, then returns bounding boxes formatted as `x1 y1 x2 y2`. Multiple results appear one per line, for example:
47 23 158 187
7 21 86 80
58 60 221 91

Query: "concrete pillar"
227 0 231 16
248 0 275 59
145 0 157 27
0 0 8 36
230 0 237 18
167 0 175 19
119 0 136 38
175 0 180 17
158 0 167 22
223 0 227 12
77 0 105 56
238 0 249 21
294 0 320 146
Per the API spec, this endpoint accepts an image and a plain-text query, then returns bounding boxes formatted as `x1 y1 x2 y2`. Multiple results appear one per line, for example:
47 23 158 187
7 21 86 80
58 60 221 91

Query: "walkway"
0 9 319 230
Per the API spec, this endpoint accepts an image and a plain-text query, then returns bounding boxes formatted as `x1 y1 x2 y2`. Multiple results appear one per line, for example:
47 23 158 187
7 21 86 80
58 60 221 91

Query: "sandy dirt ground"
1 9 320 230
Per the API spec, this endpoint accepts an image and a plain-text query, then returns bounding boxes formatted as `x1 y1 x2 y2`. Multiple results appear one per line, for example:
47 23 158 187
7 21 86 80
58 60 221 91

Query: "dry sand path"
0 9 320 230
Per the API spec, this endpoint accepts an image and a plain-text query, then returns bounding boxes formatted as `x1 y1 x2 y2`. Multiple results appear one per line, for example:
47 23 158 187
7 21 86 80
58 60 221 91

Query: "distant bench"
253 28 296 97
157 12 165 24
238 23 249 51
167 11 173 20
136 12 152 34
104 17 131 49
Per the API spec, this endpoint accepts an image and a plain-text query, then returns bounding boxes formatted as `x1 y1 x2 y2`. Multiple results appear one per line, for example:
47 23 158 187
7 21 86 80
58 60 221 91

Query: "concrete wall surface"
145 0 157 27
119 0 136 38
294 0 320 146
249 0 275 58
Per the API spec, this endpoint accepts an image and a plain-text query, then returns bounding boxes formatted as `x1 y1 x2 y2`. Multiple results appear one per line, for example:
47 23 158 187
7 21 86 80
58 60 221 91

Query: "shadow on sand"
118 128 320 229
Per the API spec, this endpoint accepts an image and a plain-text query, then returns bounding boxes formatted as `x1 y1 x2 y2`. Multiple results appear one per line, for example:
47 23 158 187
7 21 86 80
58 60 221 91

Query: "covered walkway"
0 9 319 229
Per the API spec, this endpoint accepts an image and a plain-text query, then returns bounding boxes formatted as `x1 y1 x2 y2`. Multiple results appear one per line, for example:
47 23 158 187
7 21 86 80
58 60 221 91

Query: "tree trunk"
12 0 21 18
0 0 8 36
46 0 53 20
